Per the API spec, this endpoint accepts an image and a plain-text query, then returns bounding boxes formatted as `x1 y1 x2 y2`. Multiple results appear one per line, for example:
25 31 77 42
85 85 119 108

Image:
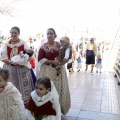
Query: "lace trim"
31 81 58 107
4 39 25 48
31 90 52 107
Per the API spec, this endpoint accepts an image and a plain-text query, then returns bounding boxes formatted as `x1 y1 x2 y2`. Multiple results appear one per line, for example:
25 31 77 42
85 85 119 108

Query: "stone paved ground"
62 52 120 120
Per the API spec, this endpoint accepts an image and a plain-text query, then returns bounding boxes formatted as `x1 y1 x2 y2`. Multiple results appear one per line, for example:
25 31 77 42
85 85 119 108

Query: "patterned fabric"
0 39 30 60
0 39 36 104
38 42 60 62
3 64 35 104
37 42 71 115
0 82 26 120
37 64 71 115
59 45 72 61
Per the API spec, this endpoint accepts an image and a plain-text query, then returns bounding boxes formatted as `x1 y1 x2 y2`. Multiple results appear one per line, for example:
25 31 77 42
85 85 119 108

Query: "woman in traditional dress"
0 26 36 104
84 38 97 73
36 28 71 115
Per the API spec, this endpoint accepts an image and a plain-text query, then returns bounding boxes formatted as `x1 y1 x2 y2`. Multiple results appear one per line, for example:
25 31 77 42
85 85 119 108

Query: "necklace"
48 42 54 46
11 39 20 44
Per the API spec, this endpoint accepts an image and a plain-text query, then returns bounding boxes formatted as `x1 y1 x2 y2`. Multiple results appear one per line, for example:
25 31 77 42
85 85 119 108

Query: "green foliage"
102 39 110 45
35 32 43 38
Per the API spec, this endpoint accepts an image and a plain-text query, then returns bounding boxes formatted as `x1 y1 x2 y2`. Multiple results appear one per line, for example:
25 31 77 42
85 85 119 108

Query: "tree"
102 39 110 45
35 32 43 39
0 0 20 16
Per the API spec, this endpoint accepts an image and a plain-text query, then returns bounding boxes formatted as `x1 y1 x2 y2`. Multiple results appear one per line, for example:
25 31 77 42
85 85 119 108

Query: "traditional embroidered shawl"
0 39 29 60
0 82 26 120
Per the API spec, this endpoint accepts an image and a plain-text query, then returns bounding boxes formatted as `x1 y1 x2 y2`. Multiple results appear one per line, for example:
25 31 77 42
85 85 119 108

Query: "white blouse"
88 44 94 50
64 48 70 59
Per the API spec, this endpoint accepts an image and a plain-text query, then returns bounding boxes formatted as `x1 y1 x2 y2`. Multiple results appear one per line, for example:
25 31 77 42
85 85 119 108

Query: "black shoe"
96 71 98 73
77 69 80 72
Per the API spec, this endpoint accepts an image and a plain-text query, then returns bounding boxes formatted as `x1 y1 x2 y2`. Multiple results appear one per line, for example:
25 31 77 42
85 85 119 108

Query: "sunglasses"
90 38 93 41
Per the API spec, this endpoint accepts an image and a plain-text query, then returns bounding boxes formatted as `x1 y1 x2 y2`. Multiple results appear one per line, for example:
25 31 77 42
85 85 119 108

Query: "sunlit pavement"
62 51 120 120
1 50 120 120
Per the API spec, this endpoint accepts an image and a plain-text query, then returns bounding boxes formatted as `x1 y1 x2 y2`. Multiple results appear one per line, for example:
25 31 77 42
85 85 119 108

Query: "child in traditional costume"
59 37 72 63
96 54 102 73
56 37 72 76
0 68 26 120
11 49 34 68
25 76 61 120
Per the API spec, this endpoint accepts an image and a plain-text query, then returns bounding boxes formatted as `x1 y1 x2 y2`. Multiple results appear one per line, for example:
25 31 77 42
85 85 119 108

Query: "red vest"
26 96 56 117
7 45 24 59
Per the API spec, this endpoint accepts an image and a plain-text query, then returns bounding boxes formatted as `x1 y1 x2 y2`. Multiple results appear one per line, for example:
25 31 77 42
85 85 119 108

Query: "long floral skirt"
3 64 35 104
37 64 71 115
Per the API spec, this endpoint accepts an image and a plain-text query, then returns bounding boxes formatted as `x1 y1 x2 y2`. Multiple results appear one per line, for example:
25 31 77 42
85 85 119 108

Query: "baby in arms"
11 49 34 68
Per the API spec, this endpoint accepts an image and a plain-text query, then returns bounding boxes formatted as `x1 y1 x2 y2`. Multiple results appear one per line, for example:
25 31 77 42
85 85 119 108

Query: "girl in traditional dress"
0 26 36 104
36 28 71 115
0 68 26 120
26 76 61 120
84 38 97 73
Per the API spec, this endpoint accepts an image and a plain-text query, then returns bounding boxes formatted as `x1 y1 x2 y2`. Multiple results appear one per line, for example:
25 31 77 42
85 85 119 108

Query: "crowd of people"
0 26 104 120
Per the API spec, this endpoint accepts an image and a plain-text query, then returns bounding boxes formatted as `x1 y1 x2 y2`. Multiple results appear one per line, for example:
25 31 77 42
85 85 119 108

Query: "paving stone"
64 57 120 120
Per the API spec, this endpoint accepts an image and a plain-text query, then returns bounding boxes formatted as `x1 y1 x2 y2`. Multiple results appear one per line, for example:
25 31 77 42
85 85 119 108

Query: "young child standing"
25 76 61 120
0 68 26 120
96 54 102 73
76 52 82 72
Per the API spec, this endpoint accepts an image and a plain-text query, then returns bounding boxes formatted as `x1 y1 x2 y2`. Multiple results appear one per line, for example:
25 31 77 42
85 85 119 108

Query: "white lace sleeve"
0 43 8 60
12 88 26 120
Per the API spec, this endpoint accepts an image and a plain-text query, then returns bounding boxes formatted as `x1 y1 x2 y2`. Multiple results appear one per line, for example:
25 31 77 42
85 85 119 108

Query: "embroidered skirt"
3 64 36 104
